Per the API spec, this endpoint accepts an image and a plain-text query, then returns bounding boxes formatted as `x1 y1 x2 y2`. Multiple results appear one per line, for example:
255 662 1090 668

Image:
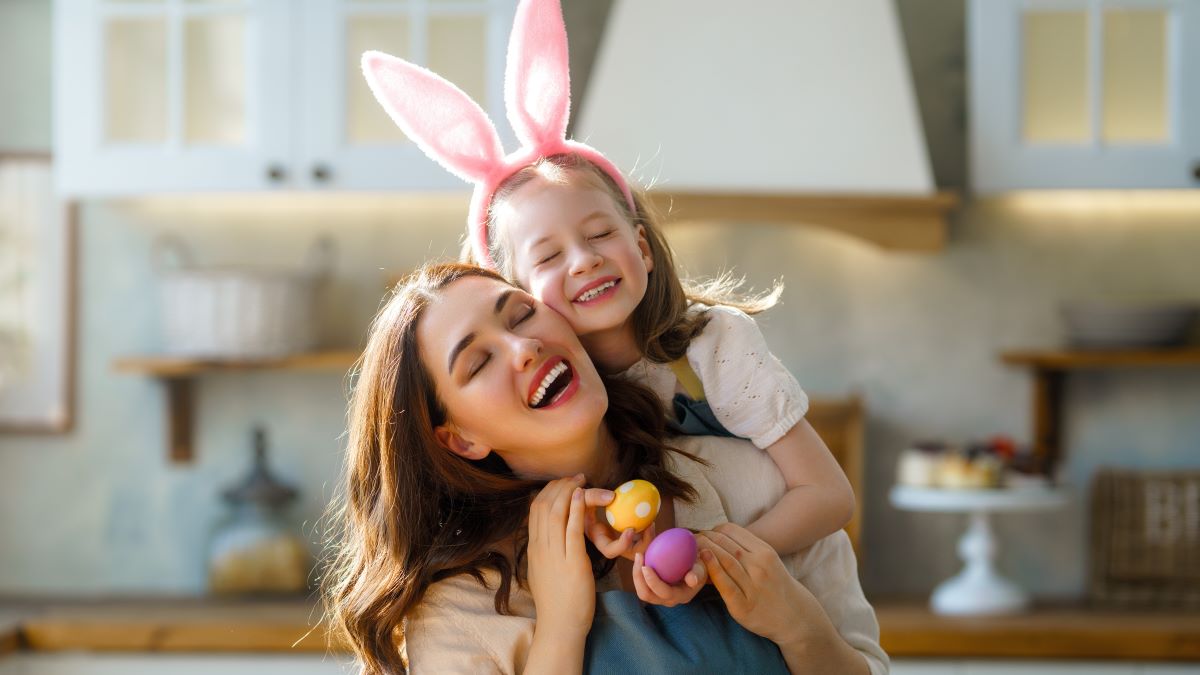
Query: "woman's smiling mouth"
528 358 576 408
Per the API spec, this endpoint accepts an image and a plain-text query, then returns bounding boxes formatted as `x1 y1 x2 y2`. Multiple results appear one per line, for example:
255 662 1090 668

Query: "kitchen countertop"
1 598 1198 660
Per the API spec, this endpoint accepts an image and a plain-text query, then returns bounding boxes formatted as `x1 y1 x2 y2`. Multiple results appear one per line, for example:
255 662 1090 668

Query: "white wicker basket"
155 236 334 359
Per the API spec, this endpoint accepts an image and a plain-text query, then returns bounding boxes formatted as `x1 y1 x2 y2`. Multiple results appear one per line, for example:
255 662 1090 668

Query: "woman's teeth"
530 361 569 407
575 280 616 303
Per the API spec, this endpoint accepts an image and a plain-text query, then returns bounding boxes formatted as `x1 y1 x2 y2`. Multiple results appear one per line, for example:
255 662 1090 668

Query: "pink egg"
644 528 697 584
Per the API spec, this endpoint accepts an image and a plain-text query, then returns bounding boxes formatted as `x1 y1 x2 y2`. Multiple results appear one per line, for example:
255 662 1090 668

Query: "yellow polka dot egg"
605 479 660 533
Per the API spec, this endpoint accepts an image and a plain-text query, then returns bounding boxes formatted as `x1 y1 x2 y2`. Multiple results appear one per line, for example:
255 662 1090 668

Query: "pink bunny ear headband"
361 0 636 270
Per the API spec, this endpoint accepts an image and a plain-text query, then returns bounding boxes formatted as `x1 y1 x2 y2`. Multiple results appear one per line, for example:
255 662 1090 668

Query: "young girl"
361 0 854 601
322 261 886 674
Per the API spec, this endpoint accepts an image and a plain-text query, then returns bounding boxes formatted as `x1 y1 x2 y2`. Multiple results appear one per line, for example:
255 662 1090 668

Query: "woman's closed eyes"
466 302 537 380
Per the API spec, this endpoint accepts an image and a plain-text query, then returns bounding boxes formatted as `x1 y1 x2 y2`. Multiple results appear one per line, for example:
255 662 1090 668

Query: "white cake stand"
889 485 1069 616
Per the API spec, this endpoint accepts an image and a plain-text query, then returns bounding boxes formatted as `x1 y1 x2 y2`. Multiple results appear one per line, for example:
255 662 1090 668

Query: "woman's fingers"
697 533 752 596
712 522 770 555
683 560 707 588
565 486 586 556
582 487 615 508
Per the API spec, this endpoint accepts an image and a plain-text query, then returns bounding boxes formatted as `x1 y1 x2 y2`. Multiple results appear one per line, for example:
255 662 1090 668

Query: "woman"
323 262 887 674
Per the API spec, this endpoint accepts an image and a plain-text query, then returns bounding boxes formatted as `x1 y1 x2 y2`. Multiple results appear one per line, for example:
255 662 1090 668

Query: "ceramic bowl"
1061 301 1198 349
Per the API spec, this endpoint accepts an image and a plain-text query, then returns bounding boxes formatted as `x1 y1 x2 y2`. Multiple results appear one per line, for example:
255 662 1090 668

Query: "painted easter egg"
644 528 698 585
605 479 660 533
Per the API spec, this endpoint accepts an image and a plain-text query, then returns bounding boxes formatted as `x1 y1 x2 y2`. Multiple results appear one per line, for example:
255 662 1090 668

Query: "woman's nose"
510 335 542 371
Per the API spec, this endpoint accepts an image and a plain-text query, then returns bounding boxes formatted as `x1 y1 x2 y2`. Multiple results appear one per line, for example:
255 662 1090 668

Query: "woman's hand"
527 475 606 635
630 548 708 607
695 522 814 646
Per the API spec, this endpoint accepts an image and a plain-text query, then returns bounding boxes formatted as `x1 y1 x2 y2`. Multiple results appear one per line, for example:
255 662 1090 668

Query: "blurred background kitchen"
1 0 1198 673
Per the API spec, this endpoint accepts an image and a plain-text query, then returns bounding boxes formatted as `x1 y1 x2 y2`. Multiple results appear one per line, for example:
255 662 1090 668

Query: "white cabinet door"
55 0 295 196
297 0 516 191
970 0 1200 192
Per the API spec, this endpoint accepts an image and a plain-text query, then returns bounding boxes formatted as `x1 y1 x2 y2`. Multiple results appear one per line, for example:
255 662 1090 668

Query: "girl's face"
418 274 609 480
497 177 653 339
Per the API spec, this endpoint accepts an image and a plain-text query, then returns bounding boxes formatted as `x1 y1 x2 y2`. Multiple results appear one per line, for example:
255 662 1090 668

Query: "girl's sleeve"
687 305 809 448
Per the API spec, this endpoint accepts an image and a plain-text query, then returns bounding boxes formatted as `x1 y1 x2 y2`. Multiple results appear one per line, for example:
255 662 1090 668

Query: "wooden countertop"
1 598 1198 660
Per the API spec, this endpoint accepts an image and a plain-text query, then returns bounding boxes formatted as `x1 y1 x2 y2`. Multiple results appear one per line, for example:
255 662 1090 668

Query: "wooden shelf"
114 350 359 463
1002 347 1200 369
876 600 1200 660
1000 347 1200 477
649 190 958 251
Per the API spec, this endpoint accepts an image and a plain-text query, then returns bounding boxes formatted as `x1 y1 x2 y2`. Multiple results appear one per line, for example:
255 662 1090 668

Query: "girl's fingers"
631 552 657 603
640 564 675 598
587 523 634 559
684 560 707 588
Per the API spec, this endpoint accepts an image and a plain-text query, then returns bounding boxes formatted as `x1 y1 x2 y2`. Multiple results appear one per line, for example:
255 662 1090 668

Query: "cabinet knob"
311 163 332 183
1192 161 1200 182
266 164 287 182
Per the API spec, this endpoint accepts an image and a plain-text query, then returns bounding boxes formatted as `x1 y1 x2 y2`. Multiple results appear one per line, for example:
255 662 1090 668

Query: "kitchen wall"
2 0 1199 597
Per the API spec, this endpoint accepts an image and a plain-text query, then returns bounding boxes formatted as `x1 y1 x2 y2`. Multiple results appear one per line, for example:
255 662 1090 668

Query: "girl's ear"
434 423 493 461
635 224 654 274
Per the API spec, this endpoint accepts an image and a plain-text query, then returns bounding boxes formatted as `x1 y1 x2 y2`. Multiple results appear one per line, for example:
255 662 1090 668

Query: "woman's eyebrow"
446 289 517 374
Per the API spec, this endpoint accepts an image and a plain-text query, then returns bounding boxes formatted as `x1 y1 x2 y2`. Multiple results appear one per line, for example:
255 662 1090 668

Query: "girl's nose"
568 245 603 276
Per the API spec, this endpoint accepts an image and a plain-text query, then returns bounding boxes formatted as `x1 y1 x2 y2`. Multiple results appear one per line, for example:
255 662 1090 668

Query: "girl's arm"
748 418 856 555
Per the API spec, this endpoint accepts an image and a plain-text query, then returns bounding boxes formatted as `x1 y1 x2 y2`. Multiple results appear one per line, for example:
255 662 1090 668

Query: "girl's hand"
585 510 655 562
629 548 708 607
527 475 606 635
695 522 811 646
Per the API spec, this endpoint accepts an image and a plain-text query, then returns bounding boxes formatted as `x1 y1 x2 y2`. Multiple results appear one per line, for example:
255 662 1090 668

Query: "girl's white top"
404 435 888 674
620 305 809 448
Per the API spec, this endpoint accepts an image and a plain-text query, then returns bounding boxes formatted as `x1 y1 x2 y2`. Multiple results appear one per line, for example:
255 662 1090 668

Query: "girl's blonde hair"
473 153 782 363
321 261 701 674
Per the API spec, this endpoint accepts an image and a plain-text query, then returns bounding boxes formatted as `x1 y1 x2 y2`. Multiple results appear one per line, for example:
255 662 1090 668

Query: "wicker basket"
154 236 334 359
1089 468 1200 608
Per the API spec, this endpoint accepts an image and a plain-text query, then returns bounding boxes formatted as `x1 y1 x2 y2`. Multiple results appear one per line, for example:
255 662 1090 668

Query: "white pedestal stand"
889 486 1069 616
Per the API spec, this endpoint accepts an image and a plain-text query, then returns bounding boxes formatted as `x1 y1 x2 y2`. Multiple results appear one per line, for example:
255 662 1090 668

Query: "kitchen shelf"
648 190 958 251
999 347 1200 477
114 350 360 463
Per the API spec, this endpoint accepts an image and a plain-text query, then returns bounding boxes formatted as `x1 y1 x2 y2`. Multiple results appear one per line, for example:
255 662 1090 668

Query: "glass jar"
207 428 310 595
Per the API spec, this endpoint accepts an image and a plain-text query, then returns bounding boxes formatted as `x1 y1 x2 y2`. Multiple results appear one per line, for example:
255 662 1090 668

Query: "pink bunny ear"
505 0 571 149
362 50 504 184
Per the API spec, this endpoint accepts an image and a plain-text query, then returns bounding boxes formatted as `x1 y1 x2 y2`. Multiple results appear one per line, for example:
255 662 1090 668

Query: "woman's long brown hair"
321 262 701 675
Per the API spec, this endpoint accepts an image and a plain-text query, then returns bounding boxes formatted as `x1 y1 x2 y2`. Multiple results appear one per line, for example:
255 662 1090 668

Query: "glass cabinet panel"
1102 9 1169 143
184 15 247 144
428 15 487 108
346 16 411 144
1022 10 1090 143
105 17 168 143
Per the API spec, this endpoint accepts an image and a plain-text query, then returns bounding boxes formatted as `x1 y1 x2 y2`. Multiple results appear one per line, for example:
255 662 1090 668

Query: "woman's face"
418 274 609 480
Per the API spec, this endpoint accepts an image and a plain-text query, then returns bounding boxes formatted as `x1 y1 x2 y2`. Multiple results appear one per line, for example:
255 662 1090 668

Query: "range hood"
575 0 954 250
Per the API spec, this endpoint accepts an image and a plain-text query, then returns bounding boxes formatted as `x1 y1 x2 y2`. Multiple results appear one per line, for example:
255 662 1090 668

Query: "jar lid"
223 428 298 507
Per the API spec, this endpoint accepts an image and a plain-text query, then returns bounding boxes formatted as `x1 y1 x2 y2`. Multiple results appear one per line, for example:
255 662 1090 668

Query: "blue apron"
584 588 789 674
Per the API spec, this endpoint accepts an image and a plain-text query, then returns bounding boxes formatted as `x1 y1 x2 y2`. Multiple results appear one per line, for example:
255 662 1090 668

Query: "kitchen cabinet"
893 662 1200 674
53 0 516 196
969 0 1200 192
